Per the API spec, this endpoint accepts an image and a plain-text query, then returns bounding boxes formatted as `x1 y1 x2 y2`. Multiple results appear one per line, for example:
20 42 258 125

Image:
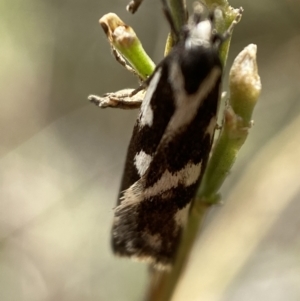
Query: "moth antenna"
161 0 180 40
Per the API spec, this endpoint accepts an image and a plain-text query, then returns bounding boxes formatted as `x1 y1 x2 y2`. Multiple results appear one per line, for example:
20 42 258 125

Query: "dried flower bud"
229 44 261 125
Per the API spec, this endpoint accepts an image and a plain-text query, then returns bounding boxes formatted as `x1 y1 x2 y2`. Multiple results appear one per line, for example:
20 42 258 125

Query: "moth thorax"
185 20 212 49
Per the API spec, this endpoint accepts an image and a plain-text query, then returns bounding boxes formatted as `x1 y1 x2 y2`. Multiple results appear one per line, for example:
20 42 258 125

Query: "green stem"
198 44 261 202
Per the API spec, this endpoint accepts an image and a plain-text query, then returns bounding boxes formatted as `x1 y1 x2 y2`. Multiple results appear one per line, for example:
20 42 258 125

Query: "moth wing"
113 62 221 267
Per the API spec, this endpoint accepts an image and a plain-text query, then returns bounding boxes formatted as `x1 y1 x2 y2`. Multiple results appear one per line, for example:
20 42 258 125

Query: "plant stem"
145 3 247 301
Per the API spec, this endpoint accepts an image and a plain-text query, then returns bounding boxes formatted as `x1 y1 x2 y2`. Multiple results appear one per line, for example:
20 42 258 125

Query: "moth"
90 0 238 269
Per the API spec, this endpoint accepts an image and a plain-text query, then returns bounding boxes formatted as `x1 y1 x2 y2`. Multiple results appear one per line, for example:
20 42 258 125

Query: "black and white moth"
91 1 235 269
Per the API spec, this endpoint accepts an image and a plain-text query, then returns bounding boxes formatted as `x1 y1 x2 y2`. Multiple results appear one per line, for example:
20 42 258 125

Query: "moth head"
184 3 221 49
184 19 213 49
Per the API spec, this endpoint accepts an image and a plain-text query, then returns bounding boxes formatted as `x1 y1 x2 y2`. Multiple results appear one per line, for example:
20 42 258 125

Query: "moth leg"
126 0 144 13
213 8 243 45
223 7 243 39
111 47 143 81
88 88 145 109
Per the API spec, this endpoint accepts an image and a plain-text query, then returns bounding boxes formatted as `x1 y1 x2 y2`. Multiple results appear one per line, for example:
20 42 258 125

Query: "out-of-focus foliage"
0 0 300 300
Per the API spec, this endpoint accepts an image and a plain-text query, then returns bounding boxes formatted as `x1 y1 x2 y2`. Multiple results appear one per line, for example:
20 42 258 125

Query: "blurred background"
1 0 300 300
